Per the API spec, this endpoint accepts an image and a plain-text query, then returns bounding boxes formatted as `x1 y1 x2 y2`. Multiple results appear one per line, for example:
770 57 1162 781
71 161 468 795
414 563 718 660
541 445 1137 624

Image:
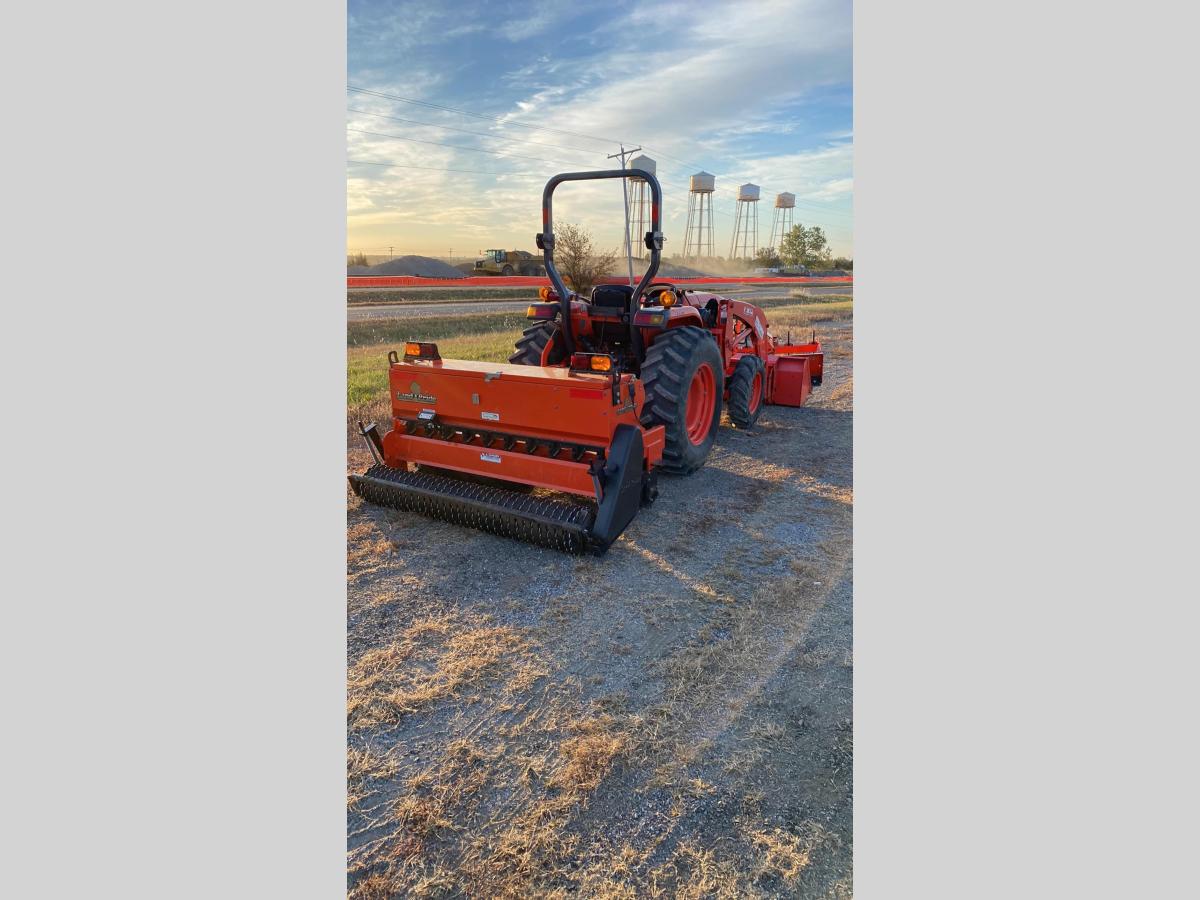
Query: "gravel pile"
619 259 711 278
656 263 708 277
348 255 466 278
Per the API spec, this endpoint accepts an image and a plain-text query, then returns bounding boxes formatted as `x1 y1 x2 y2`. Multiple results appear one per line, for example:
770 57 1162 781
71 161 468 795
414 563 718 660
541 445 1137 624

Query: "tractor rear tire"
728 355 766 428
509 321 566 366
640 326 724 475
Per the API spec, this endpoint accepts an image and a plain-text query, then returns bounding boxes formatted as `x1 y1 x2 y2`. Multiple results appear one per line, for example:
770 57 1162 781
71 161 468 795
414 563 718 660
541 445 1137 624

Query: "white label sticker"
480 453 501 464
481 411 500 421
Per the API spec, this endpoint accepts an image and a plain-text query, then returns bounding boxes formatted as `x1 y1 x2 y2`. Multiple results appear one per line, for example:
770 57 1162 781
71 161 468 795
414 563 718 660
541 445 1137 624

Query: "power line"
348 86 627 146
661 166 852 221
347 107 605 158
347 128 584 167
349 86 851 223
347 159 543 178
346 158 729 222
348 161 839 229
640 143 853 221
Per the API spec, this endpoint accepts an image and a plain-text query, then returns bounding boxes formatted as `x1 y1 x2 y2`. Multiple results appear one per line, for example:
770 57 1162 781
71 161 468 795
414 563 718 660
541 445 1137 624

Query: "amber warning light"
403 341 441 360
570 353 613 372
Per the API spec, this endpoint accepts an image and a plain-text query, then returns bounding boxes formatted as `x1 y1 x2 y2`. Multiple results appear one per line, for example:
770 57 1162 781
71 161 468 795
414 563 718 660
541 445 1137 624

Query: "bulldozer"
473 249 545 276
350 169 824 554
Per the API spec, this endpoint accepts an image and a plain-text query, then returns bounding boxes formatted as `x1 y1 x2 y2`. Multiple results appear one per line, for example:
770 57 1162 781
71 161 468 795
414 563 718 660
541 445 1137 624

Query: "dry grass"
569 817 836 899
787 289 853 302
345 299 852 426
345 317 855 896
767 299 854 331
550 715 630 792
748 820 840 888
746 826 814 883
347 747 399 782
347 614 532 731
348 624 643 899
654 841 745 899
347 599 849 896
348 287 537 305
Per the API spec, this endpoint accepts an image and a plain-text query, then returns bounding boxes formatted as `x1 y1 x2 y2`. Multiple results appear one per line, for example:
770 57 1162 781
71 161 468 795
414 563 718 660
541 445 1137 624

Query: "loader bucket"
349 355 664 554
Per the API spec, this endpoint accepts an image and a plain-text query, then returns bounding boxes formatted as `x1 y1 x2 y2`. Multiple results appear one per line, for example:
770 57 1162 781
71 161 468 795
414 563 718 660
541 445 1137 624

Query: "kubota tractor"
349 169 823 554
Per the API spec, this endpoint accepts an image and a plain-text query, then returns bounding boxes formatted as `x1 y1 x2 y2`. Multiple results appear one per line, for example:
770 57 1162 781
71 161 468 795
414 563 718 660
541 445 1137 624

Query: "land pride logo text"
396 381 437 403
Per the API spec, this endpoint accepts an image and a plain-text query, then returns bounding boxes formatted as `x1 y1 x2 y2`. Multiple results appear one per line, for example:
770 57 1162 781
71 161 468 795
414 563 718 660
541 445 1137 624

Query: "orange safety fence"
348 275 853 289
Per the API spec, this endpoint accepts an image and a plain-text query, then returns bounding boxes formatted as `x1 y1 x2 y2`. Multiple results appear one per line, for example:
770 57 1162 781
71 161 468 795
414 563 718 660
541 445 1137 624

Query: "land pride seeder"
349 169 824 554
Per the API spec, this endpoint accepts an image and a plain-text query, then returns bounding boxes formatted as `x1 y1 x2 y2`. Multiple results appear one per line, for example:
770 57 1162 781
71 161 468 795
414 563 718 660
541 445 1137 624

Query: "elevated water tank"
629 154 656 175
738 183 761 202
689 171 716 192
775 192 795 208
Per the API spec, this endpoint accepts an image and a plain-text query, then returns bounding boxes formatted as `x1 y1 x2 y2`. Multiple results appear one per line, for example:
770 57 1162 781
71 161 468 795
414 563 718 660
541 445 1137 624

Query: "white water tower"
729 182 760 260
768 192 795 252
627 154 656 260
683 171 716 259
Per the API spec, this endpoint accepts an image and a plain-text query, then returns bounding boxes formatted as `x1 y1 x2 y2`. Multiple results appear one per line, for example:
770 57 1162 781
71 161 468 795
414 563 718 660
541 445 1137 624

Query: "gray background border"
3 0 1196 896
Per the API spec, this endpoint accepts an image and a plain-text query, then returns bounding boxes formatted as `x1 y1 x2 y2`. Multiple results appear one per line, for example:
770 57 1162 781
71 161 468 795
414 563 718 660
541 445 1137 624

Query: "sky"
347 0 853 260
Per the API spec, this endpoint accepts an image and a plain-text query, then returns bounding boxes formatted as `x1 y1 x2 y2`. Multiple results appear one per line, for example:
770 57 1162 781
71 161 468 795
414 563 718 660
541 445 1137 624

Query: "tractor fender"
588 424 647 553
663 307 705 328
635 305 706 345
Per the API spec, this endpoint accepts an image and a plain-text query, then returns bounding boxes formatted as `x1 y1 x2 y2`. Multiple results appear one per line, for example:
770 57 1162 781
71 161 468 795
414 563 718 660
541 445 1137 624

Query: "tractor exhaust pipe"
537 169 664 357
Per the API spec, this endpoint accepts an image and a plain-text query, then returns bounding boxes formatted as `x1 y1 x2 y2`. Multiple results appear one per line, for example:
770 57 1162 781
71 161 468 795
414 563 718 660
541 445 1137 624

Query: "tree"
754 247 781 268
779 224 834 268
553 223 618 294
347 252 369 268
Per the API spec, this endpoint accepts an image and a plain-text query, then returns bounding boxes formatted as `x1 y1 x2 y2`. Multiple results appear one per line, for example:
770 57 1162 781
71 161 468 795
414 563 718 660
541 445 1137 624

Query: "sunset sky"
347 0 852 260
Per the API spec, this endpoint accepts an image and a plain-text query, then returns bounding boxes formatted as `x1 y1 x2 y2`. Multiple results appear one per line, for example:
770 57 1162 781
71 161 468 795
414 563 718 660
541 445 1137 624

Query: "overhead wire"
347 87 851 233
347 128 589 167
348 86 628 146
347 159 542 178
346 107 607 159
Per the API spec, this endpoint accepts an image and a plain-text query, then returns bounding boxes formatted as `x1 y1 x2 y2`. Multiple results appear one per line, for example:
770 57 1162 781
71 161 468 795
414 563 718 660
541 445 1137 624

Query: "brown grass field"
346 301 853 897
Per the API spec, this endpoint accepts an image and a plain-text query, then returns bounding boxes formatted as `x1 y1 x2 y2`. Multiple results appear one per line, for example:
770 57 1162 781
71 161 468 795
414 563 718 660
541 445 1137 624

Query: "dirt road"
346 318 853 897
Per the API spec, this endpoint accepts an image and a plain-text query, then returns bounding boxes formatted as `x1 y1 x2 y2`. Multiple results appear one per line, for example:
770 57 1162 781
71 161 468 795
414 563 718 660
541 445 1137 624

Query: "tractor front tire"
728 355 766 428
501 265 514 276
509 321 566 366
640 326 724 475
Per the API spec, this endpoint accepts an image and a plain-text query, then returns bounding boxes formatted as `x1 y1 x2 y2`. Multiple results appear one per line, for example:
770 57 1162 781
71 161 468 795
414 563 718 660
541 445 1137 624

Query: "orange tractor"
349 169 824 553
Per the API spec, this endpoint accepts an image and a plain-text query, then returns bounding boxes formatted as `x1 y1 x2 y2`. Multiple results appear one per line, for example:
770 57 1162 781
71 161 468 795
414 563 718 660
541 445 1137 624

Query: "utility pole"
607 144 641 288
388 245 394 260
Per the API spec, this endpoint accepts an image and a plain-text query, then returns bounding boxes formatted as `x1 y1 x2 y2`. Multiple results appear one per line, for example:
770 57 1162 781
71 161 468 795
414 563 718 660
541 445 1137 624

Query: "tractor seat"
702 298 720 327
591 284 634 309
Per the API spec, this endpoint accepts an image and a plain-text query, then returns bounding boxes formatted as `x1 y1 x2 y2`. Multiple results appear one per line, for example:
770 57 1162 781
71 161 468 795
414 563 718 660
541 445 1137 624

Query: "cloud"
347 0 853 255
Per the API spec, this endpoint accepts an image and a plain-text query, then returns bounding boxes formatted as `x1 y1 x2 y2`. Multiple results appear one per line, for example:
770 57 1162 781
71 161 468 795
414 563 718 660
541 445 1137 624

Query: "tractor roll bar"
537 169 664 357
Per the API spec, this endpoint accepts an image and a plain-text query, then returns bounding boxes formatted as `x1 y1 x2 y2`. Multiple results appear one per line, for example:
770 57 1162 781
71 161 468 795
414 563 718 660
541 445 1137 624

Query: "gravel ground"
346 318 853 897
